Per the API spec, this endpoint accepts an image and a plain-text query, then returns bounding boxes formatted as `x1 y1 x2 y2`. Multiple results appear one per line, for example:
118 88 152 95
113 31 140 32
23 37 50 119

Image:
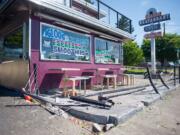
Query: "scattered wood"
92 123 102 132
103 124 115 131
44 103 69 119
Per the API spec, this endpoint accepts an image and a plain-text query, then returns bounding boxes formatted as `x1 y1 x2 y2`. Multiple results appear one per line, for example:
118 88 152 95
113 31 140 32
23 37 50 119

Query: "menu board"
40 23 91 62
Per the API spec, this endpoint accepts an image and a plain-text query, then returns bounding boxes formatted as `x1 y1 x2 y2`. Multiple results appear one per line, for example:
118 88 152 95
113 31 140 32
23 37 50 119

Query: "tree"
141 33 180 66
84 0 94 4
123 41 144 66
118 16 134 33
141 39 151 61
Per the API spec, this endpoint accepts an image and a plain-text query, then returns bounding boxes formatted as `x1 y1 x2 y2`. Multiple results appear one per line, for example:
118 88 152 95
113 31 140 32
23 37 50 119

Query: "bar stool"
122 74 134 85
101 74 117 89
129 74 135 85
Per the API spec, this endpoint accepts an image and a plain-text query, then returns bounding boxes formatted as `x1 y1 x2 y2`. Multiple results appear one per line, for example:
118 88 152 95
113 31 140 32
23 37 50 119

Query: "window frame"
94 37 122 65
40 22 92 63
3 26 24 60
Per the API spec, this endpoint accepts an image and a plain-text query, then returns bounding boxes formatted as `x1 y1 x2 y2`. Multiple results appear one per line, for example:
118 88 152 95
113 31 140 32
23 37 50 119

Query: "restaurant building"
0 0 133 92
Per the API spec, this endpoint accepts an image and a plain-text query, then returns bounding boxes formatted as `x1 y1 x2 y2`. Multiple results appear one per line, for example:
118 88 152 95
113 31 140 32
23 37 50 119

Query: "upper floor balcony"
49 0 133 34
0 0 133 39
72 0 132 34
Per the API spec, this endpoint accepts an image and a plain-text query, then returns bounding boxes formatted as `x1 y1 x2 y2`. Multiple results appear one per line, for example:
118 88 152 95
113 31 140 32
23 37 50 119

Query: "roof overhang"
0 0 29 36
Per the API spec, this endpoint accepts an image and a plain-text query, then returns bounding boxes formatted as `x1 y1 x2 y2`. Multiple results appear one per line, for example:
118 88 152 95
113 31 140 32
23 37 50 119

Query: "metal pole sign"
139 8 170 74
139 13 170 26
144 31 162 39
144 23 161 32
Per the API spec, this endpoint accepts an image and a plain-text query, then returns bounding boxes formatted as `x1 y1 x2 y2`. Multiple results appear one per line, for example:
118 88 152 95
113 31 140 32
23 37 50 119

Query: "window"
3 27 23 60
40 23 91 62
95 37 123 64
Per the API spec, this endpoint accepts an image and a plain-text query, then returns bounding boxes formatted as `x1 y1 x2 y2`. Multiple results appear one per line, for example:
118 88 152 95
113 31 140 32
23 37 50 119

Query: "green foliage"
141 39 151 61
124 69 146 74
123 41 144 66
4 28 23 49
118 16 134 33
84 0 94 4
141 33 180 65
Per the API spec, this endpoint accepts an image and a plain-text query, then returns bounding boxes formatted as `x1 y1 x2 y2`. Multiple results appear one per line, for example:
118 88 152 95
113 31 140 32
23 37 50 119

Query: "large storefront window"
95 38 123 64
40 23 91 62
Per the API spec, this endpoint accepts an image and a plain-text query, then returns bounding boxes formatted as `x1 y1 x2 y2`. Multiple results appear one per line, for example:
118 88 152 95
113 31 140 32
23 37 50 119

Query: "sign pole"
151 37 156 74
139 8 170 75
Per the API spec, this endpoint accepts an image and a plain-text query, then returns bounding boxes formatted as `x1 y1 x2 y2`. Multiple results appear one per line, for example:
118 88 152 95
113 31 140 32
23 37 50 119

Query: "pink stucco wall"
30 17 123 92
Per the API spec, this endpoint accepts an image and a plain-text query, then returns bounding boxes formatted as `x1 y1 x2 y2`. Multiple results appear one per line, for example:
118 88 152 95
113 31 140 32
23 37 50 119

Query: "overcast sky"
102 0 180 45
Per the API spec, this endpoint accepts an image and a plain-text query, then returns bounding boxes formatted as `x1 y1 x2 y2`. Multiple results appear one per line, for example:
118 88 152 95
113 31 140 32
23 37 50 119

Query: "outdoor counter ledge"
48 68 80 71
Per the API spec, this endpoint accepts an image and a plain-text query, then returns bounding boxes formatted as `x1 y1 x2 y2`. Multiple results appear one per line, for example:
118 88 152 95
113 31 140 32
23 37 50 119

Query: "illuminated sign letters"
139 13 170 26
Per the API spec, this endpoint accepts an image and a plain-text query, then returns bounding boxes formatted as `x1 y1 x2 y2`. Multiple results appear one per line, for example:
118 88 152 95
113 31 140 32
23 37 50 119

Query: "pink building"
0 0 133 93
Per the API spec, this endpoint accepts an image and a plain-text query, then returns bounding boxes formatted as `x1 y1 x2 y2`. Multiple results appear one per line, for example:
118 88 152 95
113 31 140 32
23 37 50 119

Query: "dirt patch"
0 87 93 135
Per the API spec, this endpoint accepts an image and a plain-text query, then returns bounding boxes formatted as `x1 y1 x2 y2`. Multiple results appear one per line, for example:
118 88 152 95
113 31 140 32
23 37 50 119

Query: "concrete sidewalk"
66 83 179 125
105 86 180 135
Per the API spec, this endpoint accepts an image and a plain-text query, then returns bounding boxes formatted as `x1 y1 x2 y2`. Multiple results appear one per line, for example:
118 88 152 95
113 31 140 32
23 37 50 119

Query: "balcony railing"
0 0 132 33
61 0 132 34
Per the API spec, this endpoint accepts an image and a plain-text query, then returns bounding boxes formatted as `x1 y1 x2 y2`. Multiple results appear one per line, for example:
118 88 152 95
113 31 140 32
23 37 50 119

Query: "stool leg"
122 76 125 85
101 77 103 90
124 76 126 85
124 76 127 85
72 80 76 91
127 76 129 85
84 80 86 95
114 77 117 89
90 78 93 89
107 78 109 89
79 80 81 90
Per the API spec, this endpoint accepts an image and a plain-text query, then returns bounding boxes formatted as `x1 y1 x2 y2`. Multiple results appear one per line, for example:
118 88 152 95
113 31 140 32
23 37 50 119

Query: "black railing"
71 0 132 34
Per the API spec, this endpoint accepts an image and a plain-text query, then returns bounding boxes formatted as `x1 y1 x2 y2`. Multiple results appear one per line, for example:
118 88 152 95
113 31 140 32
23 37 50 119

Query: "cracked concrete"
67 83 179 125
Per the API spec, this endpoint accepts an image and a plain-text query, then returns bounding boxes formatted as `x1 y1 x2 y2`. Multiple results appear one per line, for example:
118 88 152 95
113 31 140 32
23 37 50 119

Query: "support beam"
23 22 27 59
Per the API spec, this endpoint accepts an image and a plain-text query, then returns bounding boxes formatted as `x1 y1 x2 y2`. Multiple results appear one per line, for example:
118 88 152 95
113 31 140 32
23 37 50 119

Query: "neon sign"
139 13 170 26
41 23 90 62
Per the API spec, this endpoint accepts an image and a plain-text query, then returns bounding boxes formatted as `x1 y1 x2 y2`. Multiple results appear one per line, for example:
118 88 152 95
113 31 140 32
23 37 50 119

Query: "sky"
102 0 180 45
